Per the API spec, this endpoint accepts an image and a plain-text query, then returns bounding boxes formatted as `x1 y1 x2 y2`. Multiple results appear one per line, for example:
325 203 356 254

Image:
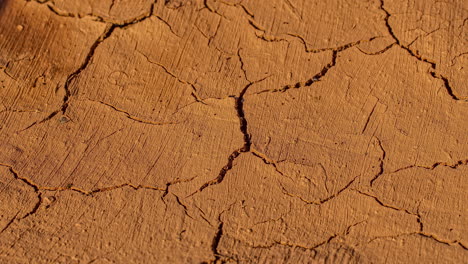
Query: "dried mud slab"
0 0 467 263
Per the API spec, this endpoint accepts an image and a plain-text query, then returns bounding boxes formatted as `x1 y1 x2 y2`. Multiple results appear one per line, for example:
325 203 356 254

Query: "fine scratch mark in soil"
361 102 378 134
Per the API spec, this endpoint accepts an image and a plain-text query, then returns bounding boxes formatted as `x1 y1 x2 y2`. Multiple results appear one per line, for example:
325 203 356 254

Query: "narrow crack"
353 190 420 219
0 212 20 234
45 4 99 21
173 194 194 219
211 221 224 263
189 77 268 196
203 205 237 264
353 190 466 250
406 27 443 49
247 19 288 43
201 0 228 19
43 183 166 196
161 177 200 200
22 1 157 131
20 192 43 219
229 0 374 52
108 0 115 13
252 221 365 251
250 149 293 180
32 0 155 26
161 182 171 199
0 193 43 234
352 189 467 247
459 242 468 250
243 8 380 51
20 23 113 130
430 72 466 101
190 148 242 196
247 19 265 32
250 149 336 200
280 176 358 205
0 163 39 192
1 163 166 196
0 164 42 234
256 50 339 94
207 20 222 47
417 233 467 250
428 159 468 169
254 235 337 251
154 15 180 37
366 232 466 250
137 50 205 103
237 48 250 82
392 158 468 173
2 57 35 81
89 99 177 126
369 137 386 186
288 34 379 54
60 6 157 114
232 0 378 53
252 208 291 228
379 0 467 101
236 81 257 152
378 0 435 67
268 36 382 94
357 42 397 56
226 1 255 19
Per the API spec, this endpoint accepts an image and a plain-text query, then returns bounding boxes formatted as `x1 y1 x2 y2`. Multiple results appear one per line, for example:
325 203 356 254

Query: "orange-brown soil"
0 0 467 263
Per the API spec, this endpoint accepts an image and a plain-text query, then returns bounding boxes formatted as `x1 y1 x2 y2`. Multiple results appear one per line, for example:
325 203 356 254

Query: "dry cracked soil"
0 0 467 263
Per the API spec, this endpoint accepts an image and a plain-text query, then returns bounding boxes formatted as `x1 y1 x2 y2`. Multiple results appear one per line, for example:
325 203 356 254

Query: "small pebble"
59 116 69 123
16 25 24 31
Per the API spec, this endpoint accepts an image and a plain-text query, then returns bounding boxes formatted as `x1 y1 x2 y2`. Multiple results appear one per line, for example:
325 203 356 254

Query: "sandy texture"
0 0 467 263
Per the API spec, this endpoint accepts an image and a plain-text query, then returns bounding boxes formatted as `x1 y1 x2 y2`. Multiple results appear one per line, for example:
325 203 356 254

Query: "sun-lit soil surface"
0 0 467 263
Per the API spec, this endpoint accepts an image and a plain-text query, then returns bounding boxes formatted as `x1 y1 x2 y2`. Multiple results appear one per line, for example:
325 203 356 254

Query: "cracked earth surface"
0 0 467 263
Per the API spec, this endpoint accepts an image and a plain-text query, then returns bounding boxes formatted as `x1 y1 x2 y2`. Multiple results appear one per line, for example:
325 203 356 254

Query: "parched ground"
0 0 467 263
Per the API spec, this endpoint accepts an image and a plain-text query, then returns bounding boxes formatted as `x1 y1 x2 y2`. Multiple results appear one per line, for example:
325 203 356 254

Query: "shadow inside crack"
0 0 8 17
